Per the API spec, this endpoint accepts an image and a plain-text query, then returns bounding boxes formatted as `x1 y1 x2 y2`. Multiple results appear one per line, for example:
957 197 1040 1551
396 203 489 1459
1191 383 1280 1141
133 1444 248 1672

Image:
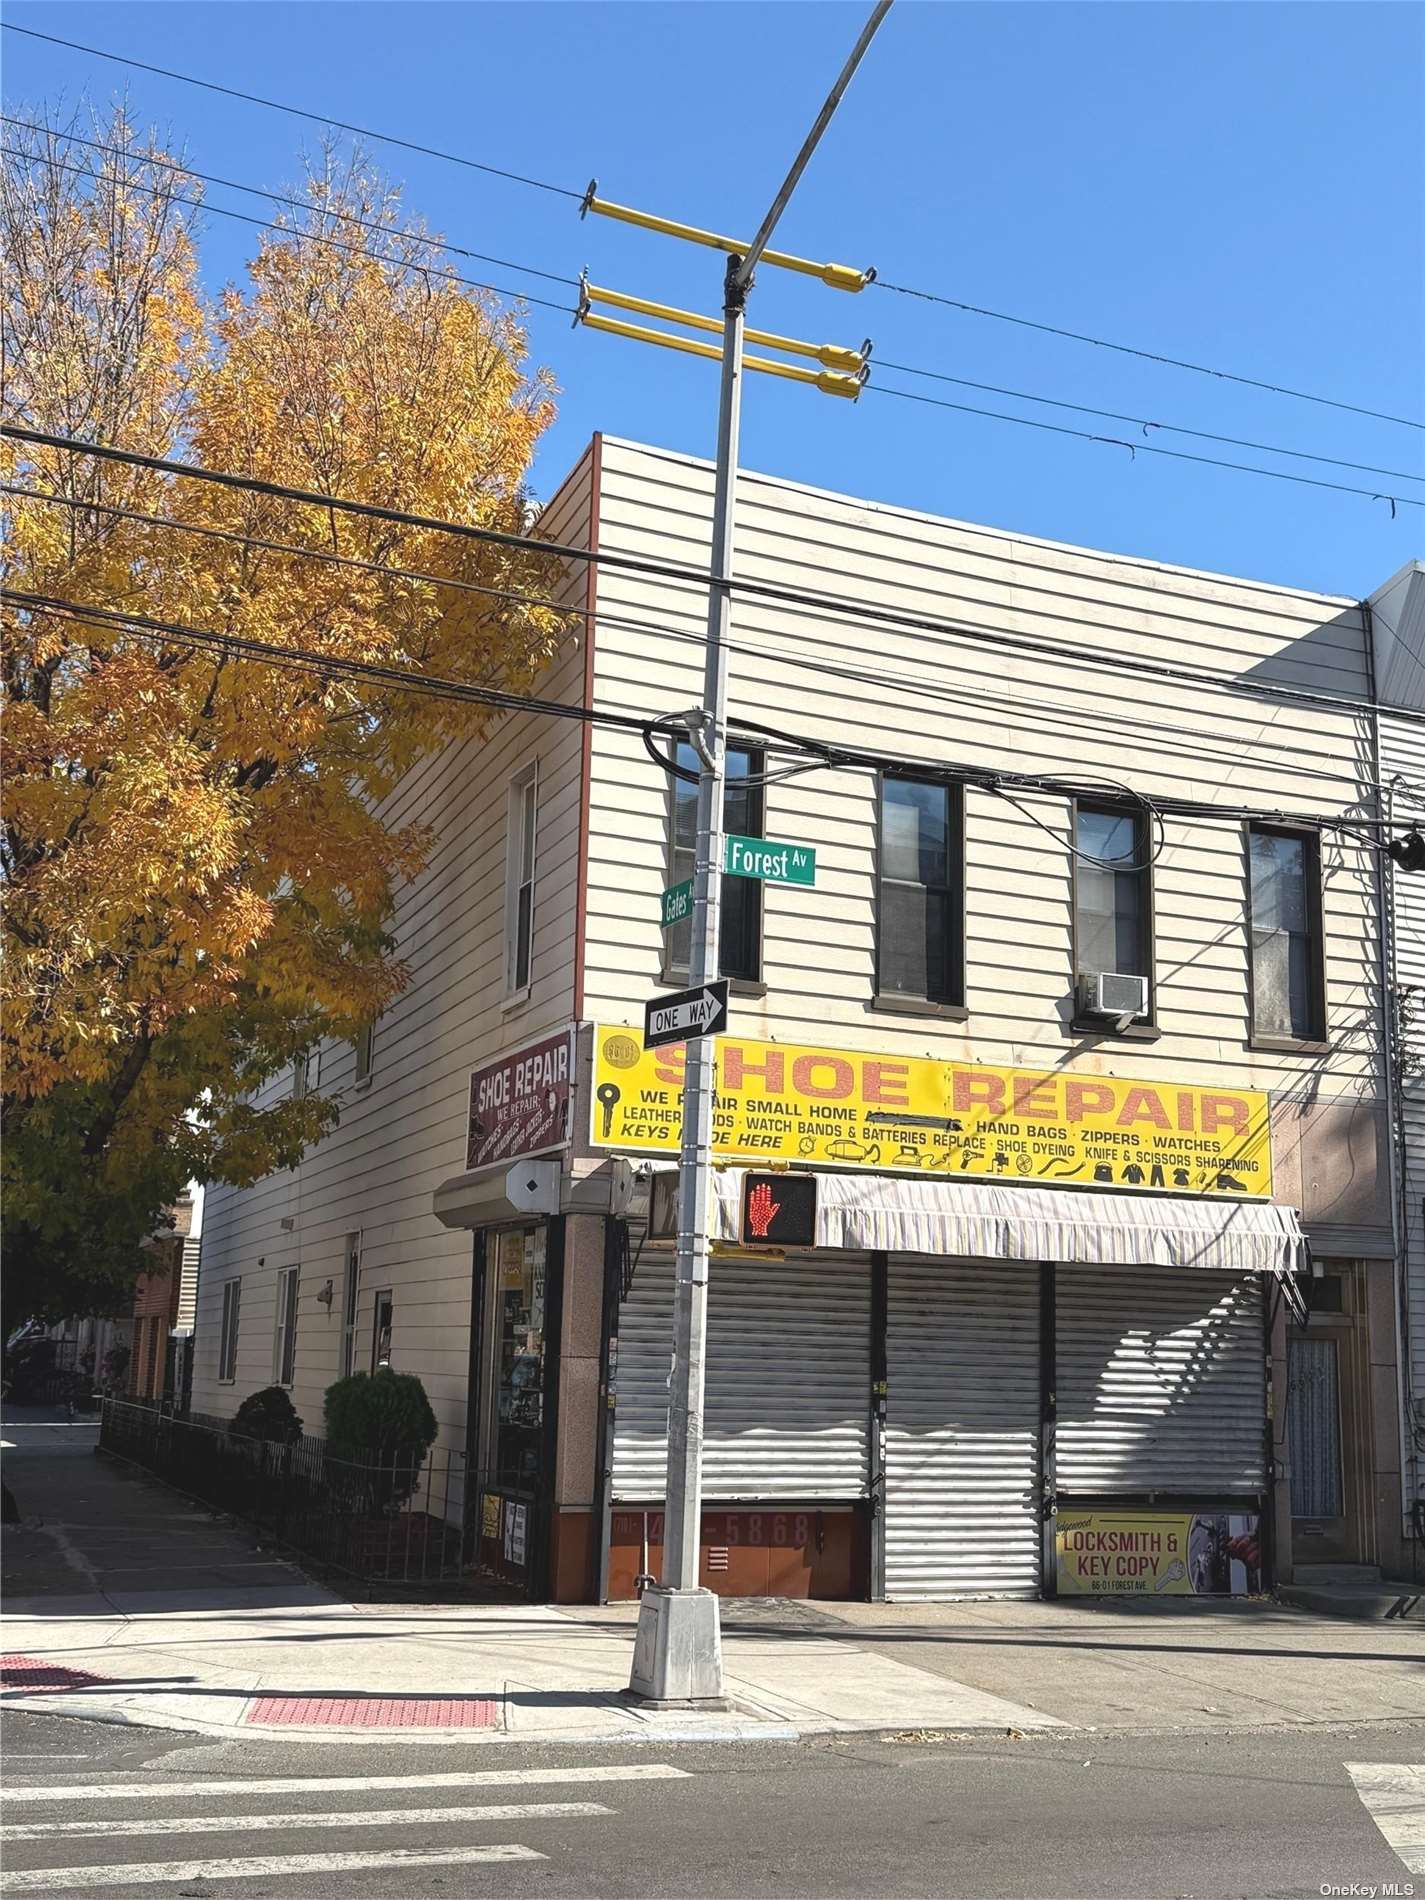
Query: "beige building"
194 435 1413 1603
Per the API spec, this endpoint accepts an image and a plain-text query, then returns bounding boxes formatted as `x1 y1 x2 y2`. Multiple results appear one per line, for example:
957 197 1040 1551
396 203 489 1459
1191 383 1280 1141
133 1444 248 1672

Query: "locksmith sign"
589 1026 1273 1197
466 1028 574 1171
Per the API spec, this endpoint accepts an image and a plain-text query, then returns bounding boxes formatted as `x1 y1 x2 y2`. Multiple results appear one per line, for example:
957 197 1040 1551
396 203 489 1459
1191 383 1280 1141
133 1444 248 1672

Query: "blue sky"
6 1 1422 596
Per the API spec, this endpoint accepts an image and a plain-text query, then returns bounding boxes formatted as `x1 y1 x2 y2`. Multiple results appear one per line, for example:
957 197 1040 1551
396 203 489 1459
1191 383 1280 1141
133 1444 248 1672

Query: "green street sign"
725 834 817 887
660 879 694 930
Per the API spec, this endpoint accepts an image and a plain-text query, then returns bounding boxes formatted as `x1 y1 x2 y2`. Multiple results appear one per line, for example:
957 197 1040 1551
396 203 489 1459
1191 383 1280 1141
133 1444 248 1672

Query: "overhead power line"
1 116 580 288
1 22 582 200
874 278 1425 435
1 147 575 316
874 358 1425 487
865 382 1425 513
13 421 1425 727
8 480 1400 794
5 585 1405 854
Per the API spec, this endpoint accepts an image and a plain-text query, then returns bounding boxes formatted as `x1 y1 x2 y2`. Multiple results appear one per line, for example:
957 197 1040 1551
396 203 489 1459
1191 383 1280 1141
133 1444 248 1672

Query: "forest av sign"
589 1027 1274 1197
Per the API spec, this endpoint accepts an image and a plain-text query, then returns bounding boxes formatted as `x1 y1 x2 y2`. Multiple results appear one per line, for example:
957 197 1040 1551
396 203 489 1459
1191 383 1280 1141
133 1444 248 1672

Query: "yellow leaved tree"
2 111 567 1316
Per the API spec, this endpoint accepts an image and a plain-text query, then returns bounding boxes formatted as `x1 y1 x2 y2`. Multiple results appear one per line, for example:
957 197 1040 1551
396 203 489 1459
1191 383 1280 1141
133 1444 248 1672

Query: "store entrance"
473 1224 551 1592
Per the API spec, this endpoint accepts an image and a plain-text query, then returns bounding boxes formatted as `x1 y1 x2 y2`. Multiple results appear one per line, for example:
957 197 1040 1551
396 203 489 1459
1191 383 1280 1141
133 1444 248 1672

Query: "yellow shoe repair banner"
590 1026 1272 1198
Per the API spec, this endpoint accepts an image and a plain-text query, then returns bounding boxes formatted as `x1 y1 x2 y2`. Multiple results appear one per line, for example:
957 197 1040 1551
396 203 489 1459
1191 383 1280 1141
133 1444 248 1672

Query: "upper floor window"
352 1022 375 1087
876 775 962 1006
506 761 538 997
291 1048 318 1100
1248 824 1325 1043
664 744 763 983
1074 803 1152 1021
218 1278 242 1384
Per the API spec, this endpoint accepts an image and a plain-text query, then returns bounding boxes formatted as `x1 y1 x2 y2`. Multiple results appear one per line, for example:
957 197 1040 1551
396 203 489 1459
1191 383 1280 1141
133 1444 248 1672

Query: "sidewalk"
4 1413 1422 1746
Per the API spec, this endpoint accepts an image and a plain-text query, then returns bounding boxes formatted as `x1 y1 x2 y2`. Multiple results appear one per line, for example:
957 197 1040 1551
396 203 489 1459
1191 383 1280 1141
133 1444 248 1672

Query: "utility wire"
1 22 583 200
874 278 1425 434
865 382 1424 512
1 147 575 316
7 480 1396 797
0 588 651 735
1 116 580 288
21 112 1411 490
6 586 1403 851
12 422 1425 727
18 120 1413 496
874 358 1425 487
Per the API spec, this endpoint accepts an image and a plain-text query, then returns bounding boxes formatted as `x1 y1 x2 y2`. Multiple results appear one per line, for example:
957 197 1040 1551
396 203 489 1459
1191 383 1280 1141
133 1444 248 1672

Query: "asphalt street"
3 1708 1423 1898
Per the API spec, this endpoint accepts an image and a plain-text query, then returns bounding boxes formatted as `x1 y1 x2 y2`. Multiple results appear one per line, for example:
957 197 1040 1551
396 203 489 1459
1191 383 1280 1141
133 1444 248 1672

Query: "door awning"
699 1169 1308 1283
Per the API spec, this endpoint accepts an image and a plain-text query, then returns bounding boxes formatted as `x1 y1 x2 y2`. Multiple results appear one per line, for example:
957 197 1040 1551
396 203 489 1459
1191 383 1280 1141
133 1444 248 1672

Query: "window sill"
1066 1018 1162 1043
1249 1035 1331 1055
501 987 532 1015
351 1076 373 1094
868 994 969 1021
659 973 767 998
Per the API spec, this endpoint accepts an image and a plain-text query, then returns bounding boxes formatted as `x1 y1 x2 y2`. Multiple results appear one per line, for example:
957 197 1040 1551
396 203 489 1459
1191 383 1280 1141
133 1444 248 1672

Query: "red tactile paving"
1 1654 111 1693
246 1694 499 1729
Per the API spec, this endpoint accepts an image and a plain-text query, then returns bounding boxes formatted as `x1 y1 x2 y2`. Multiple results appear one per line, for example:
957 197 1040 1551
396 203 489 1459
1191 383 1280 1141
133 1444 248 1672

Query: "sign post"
628 4 893 1709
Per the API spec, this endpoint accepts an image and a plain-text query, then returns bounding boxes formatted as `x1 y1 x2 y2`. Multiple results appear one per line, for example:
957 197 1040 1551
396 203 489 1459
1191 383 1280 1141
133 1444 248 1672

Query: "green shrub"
322 1369 437 1512
230 1386 304 1445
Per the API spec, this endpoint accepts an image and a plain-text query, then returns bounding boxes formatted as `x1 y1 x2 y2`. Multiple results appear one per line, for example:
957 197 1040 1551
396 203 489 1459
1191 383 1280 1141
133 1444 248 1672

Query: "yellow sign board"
1056 1510 1262 1596
591 1026 1272 1198
480 1492 501 1541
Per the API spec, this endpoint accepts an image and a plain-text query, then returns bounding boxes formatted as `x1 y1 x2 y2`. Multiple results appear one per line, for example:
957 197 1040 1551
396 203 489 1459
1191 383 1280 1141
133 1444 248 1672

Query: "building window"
218 1279 242 1384
876 775 961 1005
505 761 538 997
1074 803 1152 1018
341 1237 360 1380
371 1290 394 1372
352 1022 375 1087
274 1268 299 1387
665 743 763 982
1248 825 1324 1042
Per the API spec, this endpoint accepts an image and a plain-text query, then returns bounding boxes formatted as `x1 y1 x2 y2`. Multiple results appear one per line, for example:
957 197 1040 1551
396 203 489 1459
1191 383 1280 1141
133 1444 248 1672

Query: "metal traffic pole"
629 0 894 1707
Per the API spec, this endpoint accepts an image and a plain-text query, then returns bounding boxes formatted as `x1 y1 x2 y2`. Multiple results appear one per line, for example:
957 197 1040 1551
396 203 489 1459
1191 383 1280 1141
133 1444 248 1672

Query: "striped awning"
699 1169 1308 1282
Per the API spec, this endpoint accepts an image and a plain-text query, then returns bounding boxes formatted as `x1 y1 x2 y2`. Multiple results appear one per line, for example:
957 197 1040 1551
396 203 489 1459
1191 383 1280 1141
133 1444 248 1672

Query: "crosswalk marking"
3 1800 614 1842
2 1761 690 1804
1345 1762 1425 1876
1 1846 546 1891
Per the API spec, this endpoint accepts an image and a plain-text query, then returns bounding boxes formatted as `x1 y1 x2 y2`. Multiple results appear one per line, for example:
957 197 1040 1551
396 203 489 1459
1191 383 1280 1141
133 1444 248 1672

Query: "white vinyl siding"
581 438 1377 1106
1384 712 1425 1490
1055 1265 1266 1494
611 1251 871 1501
884 1256 1041 1599
190 446 596 1435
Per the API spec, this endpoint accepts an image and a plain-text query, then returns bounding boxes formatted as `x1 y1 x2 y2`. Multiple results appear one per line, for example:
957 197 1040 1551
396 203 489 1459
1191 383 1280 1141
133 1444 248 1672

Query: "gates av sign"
590 1025 1274 1198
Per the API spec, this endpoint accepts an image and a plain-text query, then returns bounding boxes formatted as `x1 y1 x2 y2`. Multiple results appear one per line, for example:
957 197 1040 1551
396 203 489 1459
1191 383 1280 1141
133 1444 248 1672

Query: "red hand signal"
747 1181 780 1238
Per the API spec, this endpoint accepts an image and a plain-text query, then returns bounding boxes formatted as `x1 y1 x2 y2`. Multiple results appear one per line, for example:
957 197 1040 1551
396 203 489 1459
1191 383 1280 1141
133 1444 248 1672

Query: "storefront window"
494 1228 547 1488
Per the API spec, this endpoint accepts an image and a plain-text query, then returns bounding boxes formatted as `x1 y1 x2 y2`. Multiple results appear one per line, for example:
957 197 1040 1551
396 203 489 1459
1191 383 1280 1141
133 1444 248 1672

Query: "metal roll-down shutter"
884 1256 1042 1599
611 1251 871 1502
1055 1264 1266 1495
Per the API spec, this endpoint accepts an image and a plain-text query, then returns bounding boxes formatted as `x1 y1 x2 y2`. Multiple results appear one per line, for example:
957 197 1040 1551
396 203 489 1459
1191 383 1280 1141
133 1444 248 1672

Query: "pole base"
627 1583 723 1702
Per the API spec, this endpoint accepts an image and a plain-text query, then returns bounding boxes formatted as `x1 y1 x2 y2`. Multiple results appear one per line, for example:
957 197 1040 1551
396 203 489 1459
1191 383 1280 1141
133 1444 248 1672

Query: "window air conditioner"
1081 971 1149 1022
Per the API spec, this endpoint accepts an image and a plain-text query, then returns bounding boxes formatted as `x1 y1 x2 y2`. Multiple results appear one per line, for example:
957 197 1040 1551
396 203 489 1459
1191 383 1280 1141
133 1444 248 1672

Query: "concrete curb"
1277 1584 1425 1623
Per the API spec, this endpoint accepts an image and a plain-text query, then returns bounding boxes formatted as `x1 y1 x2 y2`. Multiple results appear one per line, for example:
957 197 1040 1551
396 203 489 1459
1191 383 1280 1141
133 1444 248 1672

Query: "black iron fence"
98 1398 523 1595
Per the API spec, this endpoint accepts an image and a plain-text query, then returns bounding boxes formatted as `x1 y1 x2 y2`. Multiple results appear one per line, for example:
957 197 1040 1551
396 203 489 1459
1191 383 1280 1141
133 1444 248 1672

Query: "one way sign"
644 979 730 1050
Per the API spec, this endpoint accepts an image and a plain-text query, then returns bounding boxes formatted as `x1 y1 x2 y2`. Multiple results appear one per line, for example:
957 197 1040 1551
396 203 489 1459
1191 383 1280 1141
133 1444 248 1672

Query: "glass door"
476 1226 547 1586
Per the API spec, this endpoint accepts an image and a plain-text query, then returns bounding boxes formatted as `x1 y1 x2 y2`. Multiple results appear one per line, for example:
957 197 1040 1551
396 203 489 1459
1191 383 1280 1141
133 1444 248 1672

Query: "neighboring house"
194 434 1415 1604
1369 561 1425 1557
131 1193 201 1403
